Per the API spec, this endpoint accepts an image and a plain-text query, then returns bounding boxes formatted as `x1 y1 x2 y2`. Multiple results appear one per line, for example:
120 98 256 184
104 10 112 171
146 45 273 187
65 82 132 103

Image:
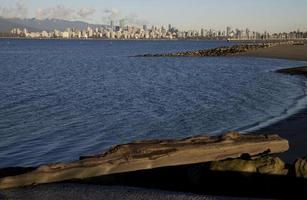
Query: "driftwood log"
0 132 289 189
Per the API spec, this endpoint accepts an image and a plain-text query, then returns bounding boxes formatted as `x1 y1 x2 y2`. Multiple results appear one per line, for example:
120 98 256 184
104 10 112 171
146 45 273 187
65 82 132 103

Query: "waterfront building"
62 32 69 38
41 31 49 38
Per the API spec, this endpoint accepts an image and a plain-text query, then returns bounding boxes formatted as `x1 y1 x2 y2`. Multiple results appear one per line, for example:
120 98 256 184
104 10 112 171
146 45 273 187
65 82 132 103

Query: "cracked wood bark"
0 132 289 189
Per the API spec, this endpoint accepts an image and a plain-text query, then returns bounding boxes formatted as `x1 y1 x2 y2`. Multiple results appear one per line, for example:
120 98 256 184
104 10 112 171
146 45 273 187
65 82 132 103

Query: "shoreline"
227 65 307 164
240 87 307 133
1 42 307 199
134 39 307 164
255 103 307 163
133 40 307 164
241 43 307 61
254 68 307 163
240 45 307 163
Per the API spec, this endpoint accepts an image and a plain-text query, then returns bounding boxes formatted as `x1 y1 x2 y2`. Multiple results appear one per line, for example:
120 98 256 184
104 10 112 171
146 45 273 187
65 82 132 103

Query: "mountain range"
0 17 107 33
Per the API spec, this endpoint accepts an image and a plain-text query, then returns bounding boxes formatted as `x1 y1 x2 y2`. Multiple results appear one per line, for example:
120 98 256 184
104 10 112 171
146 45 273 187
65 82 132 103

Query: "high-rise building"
168 24 172 32
88 27 93 37
110 20 114 29
119 19 125 29
226 26 231 37
245 28 250 39
235 29 242 39
143 25 147 32
201 28 205 37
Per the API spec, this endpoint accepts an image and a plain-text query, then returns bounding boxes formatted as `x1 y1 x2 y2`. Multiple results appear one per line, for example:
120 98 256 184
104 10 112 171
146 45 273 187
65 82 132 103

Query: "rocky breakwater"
136 41 296 57
0 132 289 189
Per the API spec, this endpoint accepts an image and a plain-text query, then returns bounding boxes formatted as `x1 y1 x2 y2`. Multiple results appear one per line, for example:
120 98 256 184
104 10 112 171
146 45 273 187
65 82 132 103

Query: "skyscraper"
143 25 147 31
226 26 231 37
119 19 125 29
168 24 172 32
245 28 250 39
201 28 205 37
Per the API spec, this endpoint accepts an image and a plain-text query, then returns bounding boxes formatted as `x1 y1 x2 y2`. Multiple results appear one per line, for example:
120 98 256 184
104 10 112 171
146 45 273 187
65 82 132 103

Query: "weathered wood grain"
0 132 289 189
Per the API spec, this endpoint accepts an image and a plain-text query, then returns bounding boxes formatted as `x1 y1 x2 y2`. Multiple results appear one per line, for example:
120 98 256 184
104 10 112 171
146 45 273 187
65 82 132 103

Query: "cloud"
0 1 150 26
36 5 74 20
77 7 95 19
102 8 121 20
36 5 96 21
0 0 28 18
100 8 148 25
124 13 149 26
15 0 28 17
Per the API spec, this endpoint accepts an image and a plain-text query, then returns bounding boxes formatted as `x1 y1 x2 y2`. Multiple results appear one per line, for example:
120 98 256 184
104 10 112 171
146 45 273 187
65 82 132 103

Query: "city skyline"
0 0 307 32
9 23 307 41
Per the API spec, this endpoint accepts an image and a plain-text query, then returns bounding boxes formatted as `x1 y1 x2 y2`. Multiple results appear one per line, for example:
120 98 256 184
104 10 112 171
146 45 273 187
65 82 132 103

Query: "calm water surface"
0 39 306 167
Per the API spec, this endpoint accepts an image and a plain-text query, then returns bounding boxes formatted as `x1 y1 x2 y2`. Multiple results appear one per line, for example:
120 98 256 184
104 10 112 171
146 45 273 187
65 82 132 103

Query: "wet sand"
255 106 307 163
242 42 307 163
255 67 307 163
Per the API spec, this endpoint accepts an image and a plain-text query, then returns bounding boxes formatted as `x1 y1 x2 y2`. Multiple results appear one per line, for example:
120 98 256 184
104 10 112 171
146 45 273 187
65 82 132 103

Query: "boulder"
210 159 257 173
136 41 297 57
256 157 287 175
209 157 288 175
295 157 307 178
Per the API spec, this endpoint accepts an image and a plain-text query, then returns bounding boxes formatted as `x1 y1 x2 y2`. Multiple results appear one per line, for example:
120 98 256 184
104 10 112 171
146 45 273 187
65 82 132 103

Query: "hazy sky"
1 0 306 32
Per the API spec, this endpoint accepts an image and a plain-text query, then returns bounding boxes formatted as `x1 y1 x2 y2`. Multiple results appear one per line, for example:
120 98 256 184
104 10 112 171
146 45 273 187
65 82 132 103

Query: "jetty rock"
136 41 296 57
0 132 289 189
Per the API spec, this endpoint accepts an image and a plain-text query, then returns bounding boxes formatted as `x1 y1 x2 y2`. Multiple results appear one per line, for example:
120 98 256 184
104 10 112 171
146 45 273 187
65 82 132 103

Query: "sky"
0 0 306 32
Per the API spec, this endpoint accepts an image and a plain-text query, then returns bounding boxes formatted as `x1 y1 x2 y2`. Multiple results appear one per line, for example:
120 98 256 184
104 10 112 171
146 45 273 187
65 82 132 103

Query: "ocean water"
0 39 306 167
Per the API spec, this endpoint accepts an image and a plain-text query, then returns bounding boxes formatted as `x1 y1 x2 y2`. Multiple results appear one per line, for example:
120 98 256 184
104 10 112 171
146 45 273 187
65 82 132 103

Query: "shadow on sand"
73 162 307 199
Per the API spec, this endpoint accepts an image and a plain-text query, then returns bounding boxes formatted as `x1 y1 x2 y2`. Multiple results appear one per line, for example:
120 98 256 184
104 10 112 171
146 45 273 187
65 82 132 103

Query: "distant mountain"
0 17 40 32
3 18 107 32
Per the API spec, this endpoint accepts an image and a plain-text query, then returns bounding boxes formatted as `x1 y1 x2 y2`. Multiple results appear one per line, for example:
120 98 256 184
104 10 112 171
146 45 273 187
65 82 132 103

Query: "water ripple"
0 39 306 167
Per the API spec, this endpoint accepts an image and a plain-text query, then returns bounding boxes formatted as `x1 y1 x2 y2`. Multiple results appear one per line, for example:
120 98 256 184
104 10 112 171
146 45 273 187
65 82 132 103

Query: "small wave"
239 78 307 133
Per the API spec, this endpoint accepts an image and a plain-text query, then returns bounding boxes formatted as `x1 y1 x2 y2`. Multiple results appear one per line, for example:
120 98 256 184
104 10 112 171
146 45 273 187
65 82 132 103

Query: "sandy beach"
242 42 307 61
241 42 307 163
256 107 307 163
